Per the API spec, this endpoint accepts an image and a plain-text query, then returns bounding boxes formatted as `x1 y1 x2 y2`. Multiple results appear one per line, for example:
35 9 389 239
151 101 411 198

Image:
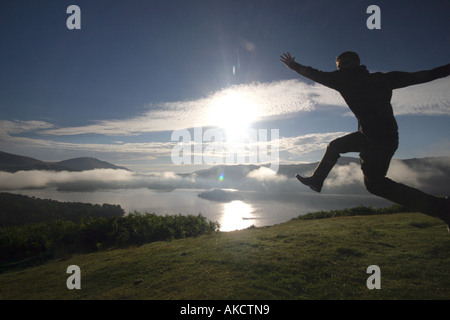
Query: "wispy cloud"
26 76 450 138
2 76 449 169
0 129 174 156
34 80 343 136
1 117 348 166
0 120 55 134
278 132 349 156
392 77 450 115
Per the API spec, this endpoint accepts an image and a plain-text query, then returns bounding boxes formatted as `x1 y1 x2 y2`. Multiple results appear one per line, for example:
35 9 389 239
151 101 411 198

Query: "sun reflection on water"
219 200 256 232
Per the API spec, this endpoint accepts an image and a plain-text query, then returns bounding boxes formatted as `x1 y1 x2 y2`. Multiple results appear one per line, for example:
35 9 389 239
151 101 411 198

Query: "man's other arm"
386 63 450 89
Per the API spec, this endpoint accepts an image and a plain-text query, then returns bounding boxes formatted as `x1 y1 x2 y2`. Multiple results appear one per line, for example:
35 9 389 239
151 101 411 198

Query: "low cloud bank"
0 169 190 192
1 157 449 200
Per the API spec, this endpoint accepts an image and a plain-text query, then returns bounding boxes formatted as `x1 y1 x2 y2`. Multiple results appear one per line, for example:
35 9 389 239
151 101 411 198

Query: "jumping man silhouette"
281 51 450 231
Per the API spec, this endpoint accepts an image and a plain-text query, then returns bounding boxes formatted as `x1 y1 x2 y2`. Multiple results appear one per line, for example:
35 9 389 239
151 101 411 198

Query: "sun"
207 90 259 140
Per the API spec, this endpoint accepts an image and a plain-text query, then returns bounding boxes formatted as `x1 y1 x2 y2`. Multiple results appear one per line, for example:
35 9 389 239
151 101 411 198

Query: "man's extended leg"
297 131 364 192
361 141 450 230
366 176 449 220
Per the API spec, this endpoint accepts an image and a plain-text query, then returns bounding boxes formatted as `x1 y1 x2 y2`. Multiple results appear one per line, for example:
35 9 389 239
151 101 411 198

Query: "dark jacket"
288 62 450 140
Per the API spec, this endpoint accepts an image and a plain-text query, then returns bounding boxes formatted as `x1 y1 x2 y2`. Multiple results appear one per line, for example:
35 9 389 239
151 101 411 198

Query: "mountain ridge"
0 150 130 172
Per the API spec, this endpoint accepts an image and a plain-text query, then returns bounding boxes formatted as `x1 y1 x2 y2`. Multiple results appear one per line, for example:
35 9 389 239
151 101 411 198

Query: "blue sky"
1 0 449 173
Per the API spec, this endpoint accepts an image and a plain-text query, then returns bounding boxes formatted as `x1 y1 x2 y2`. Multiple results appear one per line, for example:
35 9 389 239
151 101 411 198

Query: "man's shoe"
295 174 322 193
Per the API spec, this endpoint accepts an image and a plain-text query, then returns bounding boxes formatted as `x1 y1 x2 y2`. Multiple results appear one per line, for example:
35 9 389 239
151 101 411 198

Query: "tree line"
0 193 219 270
0 192 124 227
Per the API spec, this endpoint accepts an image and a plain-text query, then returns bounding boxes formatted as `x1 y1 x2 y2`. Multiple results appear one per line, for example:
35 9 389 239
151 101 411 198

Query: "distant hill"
56 157 129 171
0 150 68 172
0 151 130 172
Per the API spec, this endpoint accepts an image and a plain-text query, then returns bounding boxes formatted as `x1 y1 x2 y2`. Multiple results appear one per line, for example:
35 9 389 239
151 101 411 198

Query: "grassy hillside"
1 210 450 300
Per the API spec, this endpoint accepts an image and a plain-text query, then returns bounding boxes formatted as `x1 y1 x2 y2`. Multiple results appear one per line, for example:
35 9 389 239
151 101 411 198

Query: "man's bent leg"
297 132 364 192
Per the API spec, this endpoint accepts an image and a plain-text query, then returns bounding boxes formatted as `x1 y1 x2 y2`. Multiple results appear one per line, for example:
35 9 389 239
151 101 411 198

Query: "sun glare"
208 91 259 140
219 200 256 231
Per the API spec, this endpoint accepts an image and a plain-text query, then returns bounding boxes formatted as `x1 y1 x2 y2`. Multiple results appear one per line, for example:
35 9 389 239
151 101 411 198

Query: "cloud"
0 120 55 134
247 166 288 182
323 159 441 190
2 77 449 170
0 130 176 164
321 156 450 195
34 76 450 138
0 169 130 190
3 76 449 140
36 80 344 137
392 77 450 116
388 157 450 194
278 132 349 156
325 162 364 188
26 77 449 140
0 118 349 168
0 169 194 192
0 120 176 159
2 156 449 207
386 160 422 187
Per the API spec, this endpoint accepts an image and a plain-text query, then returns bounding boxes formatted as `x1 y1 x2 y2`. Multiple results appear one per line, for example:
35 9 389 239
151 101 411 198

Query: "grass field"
1 211 450 300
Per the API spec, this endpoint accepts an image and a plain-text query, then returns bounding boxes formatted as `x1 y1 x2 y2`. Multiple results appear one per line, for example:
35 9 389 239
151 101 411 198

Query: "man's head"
336 51 360 70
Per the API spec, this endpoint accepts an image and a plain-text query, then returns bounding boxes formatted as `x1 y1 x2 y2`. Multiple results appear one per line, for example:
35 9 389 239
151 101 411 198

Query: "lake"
4 187 392 231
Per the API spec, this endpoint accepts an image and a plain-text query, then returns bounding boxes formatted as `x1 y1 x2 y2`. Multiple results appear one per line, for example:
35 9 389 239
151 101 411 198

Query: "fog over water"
3 157 449 231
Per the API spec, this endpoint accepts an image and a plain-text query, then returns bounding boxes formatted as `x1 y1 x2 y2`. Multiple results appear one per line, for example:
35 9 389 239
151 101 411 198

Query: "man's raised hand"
280 52 296 68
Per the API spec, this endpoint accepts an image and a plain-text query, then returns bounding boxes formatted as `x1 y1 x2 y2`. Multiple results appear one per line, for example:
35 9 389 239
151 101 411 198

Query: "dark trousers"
312 131 444 217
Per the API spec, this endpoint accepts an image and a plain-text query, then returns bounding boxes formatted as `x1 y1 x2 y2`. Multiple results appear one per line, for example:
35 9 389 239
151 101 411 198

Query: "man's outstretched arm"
280 52 298 69
386 63 450 89
280 52 338 89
